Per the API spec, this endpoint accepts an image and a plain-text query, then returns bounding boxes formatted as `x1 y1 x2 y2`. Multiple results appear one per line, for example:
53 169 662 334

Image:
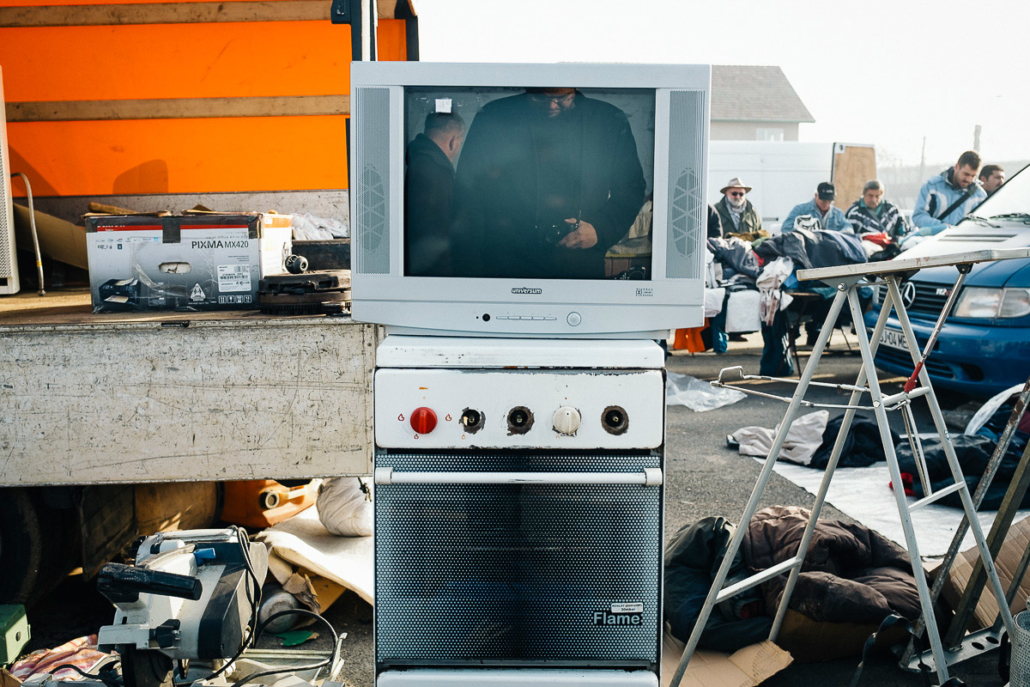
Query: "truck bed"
0 290 376 485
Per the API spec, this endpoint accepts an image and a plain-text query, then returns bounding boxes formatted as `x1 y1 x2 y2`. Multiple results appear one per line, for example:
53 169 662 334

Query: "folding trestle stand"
668 249 1030 687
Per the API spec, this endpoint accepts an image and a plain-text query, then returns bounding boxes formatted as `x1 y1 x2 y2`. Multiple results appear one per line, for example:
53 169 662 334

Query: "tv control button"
410 407 438 434
552 406 581 435
567 312 582 326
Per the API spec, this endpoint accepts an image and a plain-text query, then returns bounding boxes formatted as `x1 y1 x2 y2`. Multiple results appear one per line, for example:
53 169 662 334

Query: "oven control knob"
410 407 438 434
552 406 581 435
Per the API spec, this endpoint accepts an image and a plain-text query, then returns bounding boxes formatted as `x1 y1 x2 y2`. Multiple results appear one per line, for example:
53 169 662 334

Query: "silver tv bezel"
349 62 710 338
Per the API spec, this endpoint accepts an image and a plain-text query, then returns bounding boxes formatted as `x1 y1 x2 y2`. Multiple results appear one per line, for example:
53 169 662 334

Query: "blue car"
865 164 1030 398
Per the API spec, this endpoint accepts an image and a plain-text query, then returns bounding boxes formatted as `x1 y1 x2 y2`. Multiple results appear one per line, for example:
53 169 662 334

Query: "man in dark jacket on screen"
451 88 646 279
405 112 465 276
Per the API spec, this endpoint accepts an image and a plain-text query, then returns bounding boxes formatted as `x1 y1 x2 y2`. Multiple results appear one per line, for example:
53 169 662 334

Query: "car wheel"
0 488 67 606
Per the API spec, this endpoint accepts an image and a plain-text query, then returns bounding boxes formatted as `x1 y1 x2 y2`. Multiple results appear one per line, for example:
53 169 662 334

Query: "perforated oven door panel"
375 453 662 669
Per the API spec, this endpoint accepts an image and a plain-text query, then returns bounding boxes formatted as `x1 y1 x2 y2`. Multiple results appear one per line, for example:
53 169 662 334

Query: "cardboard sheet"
13 204 88 270
757 458 1030 558
254 507 373 605
661 632 792 687
944 515 1030 629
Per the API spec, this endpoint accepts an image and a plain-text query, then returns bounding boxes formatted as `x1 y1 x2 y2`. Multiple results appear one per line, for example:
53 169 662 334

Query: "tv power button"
567 312 582 326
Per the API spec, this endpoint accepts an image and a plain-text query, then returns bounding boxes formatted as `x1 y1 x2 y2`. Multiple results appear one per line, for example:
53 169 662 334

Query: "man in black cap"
781 181 852 233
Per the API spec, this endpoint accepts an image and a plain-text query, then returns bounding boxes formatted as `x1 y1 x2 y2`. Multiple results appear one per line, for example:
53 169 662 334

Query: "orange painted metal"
0 23 353 102
1 11 408 197
9 115 349 196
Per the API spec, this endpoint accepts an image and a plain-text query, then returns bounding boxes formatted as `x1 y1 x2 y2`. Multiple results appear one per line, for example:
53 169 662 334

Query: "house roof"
712 65 815 123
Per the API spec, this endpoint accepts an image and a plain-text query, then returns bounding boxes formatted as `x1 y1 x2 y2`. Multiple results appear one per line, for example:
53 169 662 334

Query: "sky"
415 0 1030 169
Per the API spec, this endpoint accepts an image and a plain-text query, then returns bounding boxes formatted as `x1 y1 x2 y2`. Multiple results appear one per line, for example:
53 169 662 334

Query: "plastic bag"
666 372 746 412
965 383 1024 435
292 213 349 240
316 477 373 537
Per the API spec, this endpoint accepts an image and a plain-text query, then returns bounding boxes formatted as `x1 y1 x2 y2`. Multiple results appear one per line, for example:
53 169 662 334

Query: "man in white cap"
714 177 763 237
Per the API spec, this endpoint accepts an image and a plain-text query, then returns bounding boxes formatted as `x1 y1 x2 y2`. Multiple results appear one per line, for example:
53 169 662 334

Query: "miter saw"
96 528 268 687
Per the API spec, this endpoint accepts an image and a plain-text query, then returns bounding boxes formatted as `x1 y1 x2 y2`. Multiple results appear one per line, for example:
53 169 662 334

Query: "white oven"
373 337 666 685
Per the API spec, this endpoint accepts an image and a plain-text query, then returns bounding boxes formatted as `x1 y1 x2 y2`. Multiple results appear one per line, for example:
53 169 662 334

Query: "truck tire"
0 488 65 606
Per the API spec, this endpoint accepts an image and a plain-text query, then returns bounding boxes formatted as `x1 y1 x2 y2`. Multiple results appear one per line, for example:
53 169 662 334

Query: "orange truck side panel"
8 116 349 196
4 0 260 5
0 23 352 101
1 15 407 196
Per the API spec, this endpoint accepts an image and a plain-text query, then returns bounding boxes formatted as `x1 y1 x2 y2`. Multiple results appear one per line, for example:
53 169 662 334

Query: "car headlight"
1000 288 1030 318
954 287 1002 318
953 287 1030 319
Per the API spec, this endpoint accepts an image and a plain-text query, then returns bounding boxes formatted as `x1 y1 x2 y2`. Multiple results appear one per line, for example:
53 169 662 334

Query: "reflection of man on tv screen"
451 87 646 279
405 112 465 277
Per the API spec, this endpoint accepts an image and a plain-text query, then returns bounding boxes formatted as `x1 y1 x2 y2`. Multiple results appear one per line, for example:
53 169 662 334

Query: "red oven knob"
410 407 438 434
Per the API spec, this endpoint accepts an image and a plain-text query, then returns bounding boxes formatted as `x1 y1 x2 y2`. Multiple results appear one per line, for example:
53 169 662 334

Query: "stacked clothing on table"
754 228 869 376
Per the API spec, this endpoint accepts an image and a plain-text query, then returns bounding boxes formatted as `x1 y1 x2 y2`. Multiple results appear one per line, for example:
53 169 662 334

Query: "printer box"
85 213 292 313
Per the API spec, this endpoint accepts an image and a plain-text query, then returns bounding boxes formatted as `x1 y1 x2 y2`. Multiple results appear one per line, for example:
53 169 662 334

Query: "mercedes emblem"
901 282 917 309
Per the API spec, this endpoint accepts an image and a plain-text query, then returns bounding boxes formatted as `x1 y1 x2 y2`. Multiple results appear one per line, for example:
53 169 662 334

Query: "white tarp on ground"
255 507 373 605
756 457 1030 559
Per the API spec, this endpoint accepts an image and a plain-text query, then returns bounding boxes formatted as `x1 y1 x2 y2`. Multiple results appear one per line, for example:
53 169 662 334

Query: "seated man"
844 179 908 239
781 182 851 234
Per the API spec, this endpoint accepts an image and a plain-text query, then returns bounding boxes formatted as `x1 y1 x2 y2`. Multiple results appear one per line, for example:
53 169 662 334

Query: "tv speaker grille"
665 90 706 280
355 87 391 275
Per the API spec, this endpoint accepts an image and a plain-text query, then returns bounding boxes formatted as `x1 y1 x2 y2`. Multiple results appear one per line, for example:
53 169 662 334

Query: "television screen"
403 86 656 281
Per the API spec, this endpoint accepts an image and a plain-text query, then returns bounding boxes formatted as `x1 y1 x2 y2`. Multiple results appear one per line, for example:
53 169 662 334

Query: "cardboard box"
943 515 1030 630
85 212 291 313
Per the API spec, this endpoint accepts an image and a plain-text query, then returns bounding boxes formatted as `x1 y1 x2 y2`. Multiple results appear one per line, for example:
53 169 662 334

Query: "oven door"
374 453 662 671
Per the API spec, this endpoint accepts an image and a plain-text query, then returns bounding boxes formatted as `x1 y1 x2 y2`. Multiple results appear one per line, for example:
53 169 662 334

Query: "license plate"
877 328 909 351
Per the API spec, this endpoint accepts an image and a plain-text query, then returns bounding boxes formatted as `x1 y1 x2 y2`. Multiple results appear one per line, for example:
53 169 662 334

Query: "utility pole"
974 124 982 152
919 136 926 184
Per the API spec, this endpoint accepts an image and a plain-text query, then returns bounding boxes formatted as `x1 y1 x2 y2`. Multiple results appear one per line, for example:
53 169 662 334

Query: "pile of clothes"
731 411 894 470
731 403 1030 511
664 506 926 653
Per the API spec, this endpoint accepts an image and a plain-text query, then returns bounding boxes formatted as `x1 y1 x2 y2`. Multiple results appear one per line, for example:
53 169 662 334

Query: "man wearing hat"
714 177 763 238
781 181 851 233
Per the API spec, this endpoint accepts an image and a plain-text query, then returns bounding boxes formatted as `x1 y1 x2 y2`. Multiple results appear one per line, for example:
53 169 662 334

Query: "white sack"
724 290 762 333
704 287 726 319
316 477 373 537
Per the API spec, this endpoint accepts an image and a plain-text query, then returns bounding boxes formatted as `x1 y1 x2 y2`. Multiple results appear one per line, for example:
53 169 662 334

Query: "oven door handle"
374 467 662 486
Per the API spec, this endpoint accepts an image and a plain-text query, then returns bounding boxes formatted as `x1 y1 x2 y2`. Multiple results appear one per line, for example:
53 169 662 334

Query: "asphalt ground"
25 332 1006 686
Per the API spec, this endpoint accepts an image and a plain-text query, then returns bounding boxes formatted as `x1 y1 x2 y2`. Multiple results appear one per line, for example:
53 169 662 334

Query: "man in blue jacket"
781 182 851 233
902 150 986 250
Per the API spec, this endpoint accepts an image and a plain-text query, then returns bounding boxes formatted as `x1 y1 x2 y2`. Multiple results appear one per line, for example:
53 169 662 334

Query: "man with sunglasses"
450 87 646 279
713 177 763 238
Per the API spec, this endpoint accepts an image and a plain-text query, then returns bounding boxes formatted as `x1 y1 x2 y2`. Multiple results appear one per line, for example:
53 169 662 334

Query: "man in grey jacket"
902 150 986 250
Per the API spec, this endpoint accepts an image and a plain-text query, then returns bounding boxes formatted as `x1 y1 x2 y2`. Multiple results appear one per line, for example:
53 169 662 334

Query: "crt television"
350 62 710 337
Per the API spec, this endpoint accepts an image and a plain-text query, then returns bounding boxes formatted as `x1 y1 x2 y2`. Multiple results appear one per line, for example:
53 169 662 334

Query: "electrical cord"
228 609 339 687
50 659 123 687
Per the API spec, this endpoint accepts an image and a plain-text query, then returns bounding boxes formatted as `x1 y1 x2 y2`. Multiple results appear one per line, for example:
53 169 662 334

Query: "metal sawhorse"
669 248 1030 686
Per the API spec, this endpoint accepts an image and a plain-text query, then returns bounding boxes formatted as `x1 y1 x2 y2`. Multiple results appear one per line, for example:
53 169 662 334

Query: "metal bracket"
330 0 351 23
